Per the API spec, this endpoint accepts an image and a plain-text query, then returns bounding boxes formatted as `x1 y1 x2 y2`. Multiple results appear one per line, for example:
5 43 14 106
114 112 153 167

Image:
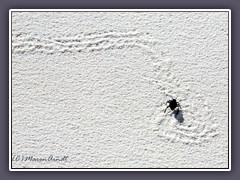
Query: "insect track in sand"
12 30 155 54
148 57 219 145
12 29 218 145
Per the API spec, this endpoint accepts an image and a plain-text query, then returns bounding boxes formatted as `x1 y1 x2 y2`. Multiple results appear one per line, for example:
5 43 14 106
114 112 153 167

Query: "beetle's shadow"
170 109 184 123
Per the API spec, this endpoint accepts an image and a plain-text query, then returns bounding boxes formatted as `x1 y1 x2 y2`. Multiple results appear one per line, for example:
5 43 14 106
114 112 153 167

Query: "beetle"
164 99 181 113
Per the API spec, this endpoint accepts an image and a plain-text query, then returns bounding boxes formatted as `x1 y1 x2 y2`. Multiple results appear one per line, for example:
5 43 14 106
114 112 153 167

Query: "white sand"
11 11 229 169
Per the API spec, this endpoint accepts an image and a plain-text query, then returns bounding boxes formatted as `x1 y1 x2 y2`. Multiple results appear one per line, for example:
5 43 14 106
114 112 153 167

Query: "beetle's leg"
177 102 182 109
164 106 169 113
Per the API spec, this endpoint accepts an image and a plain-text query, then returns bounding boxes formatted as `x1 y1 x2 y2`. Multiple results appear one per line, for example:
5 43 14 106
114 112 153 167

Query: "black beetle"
164 99 181 113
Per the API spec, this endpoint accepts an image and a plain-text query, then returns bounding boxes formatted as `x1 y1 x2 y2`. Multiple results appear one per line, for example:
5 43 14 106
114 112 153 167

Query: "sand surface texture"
11 11 229 168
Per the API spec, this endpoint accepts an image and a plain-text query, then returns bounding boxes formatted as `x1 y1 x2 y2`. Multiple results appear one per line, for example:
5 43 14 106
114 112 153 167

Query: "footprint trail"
12 29 218 145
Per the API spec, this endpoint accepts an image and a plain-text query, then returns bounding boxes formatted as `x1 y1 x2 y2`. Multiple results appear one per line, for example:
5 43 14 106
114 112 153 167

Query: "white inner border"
9 9 231 171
